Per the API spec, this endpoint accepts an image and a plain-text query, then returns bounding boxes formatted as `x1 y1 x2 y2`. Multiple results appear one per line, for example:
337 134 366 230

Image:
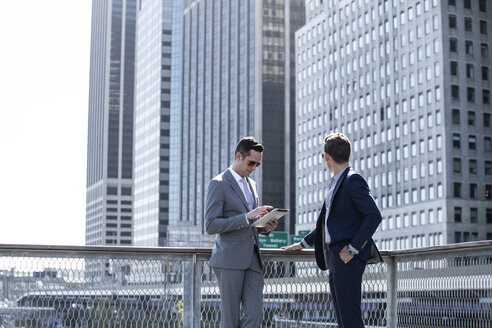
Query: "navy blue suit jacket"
304 168 383 270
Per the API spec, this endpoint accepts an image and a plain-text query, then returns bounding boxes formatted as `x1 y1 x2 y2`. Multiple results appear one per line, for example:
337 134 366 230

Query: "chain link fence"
0 241 491 327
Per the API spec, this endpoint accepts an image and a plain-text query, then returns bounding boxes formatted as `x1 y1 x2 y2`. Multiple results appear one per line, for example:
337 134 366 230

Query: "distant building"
295 0 492 249
132 0 173 247
168 0 306 246
85 0 137 247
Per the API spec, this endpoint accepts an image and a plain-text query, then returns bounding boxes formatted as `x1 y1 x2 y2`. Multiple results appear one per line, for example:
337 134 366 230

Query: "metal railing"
0 241 491 328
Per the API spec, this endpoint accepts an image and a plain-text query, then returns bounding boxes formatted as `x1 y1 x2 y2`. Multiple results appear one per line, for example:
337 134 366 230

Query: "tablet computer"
252 208 289 228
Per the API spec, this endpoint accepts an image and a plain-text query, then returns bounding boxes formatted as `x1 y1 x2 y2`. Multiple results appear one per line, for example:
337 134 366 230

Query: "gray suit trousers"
213 250 264 328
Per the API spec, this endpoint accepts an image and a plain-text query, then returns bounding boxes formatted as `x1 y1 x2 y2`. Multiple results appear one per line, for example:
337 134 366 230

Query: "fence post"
183 253 202 328
385 256 397 328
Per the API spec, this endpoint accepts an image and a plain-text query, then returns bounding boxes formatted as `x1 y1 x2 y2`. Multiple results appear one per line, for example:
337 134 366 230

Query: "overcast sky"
0 1 92 245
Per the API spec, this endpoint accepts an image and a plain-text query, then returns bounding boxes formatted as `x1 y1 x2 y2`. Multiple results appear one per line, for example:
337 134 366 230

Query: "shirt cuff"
300 239 309 249
348 244 359 254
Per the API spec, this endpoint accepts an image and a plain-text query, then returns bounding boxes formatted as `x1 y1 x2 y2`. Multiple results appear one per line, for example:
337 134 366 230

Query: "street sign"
259 231 288 248
290 235 304 244
298 230 311 236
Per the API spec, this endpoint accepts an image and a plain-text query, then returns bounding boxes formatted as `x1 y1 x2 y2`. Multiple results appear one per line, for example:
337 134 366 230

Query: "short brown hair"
235 136 264 158
323 133 351 164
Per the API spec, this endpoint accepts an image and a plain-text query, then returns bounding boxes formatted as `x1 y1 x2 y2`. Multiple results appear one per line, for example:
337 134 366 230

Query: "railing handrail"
0 240 491 257
1 240 491 328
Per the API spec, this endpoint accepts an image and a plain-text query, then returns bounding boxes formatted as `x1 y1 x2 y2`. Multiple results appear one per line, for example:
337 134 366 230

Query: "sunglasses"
247 160 261 167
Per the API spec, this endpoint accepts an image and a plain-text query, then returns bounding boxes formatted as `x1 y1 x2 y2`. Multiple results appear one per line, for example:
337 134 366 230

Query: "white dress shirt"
229 167 254 224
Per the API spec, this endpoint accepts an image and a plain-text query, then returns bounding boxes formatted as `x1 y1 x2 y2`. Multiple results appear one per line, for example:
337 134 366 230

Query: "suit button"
251 236 254 239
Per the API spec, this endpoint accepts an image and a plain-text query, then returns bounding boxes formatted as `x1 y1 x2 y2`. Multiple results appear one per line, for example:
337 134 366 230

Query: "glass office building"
295 0 492 249
169 0 305 246
132 0 173 247
86 0 137 247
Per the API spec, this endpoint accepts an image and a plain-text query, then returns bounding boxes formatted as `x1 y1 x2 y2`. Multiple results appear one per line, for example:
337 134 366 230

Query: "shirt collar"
228 167 245 183
332 165 350 184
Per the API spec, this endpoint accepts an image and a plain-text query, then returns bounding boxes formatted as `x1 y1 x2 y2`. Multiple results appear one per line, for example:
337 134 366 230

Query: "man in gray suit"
205 136 278 328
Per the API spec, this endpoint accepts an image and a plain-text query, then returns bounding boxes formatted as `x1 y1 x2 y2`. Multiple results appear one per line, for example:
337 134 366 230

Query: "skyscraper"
295 0 492 249
132 0 173 247
168 0 305 246
86 0 137 246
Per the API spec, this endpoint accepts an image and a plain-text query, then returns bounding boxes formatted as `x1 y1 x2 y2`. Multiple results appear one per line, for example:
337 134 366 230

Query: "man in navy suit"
282 133 382 328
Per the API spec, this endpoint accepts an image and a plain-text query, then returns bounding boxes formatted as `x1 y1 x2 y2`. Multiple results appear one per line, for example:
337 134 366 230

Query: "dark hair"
323 133 351 163
235 136 264 158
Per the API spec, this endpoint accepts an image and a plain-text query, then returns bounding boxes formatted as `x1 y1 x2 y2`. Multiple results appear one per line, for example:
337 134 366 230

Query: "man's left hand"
339 245 354 264
263 218 278 232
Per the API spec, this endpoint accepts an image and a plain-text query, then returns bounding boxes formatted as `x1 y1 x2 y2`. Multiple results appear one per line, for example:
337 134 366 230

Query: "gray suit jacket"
205 169 263 270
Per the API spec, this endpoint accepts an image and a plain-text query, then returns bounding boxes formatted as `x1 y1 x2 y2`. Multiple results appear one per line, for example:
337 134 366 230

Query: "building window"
450 61 458 76
455 207 462 222
486 185 492 200
469 135 477 150
465 41 473 55
479 0 487 12
471 208 478 223
481 43 489 57
107 186 118 195
469 159 477 174
454 182 462 197
452 109 460 124
453 133 461 148
484 113 491 127
449 15 457 29
467 87 475 102
483 89 490 104
485 161 492 175
412 212 418 226
470 184 478 198
453 158 461 173
464 17 473 32
121 187 132 196
480 20 488 34
448 0 456 6
483 67 490 81
450 38 458 52
466 64 474 78
464 0 472 9
485 137 492 152
452 85 460 100
468 111 476 125
436 134 442 149
487 208 492 223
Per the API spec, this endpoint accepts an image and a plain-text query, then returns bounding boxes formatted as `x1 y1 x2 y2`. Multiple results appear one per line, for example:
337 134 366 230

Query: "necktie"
241 178 255 211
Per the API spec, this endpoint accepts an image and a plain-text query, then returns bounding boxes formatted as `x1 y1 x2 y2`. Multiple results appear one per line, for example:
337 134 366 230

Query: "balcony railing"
0 241 491 328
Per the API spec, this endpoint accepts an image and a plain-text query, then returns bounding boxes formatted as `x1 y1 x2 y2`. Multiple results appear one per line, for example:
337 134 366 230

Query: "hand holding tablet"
252 208 289 228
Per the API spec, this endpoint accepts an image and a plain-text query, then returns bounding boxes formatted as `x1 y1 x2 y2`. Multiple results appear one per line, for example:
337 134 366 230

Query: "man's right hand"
281 242 305 251
246 205 273 221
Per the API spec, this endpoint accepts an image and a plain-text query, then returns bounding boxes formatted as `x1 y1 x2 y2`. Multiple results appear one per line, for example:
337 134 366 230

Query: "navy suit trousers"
327 244 367 328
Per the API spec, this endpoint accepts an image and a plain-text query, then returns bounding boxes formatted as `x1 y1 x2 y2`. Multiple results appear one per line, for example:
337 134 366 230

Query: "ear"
234 152 241 161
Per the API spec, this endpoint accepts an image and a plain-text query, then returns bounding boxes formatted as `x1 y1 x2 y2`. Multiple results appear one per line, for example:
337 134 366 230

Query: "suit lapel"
224 169 250 211
328 167 350 210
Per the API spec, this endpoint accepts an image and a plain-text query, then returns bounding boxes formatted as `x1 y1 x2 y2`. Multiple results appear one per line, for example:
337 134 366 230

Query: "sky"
0 1 92 245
